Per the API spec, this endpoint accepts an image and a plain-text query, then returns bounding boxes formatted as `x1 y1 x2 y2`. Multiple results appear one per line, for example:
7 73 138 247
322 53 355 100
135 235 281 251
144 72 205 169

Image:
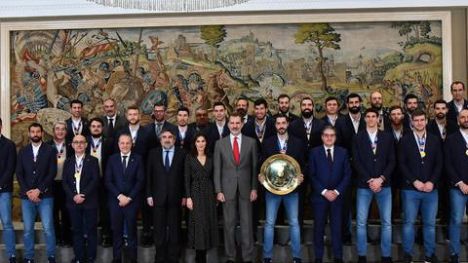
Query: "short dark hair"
277 94 290 102
364 108 380 117
177 106 190 115
389 105 403 114
404 94 419 104
228 111 242 121
190 133 209 156
70 99 83 107
274 113 289 123
236 96 249 105
450 81 465 91
153 101 166 109
411 109 426 120
321 125 336 135
433 99 448 108
28 122 43 132
346 93 362 103
126 105 139 112
325 96 339 105
254 98 268 108
213 101 226 109
89 117 104 126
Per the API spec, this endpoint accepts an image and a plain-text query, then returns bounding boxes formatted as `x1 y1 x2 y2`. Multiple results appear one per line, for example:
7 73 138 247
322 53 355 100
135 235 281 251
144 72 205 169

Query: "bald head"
370 91 383 110
459 109 468 130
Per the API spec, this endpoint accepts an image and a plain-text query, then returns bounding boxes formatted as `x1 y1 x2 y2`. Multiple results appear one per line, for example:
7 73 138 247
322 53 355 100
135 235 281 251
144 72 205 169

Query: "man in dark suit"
145 102 177 151
402 94 420 130
353 109 395 263
105 134 145 263
289 96 325 150
243 98 276 149
175 107 197 152
399 109 442 263
86 117 115 247
236 96 255 124
146 129 186 263
205 102 230 153
101 98 127 140
188 106 211 133
0 117 17 263
273 94 299 122
66 99 90 144
16 122 58 263
369 91 391 131
47 121 73 247
214 112 258 263
62 135 100 263
259 114 306 263
308 126 351 263
321 96 343 127
447 81 468 123
446 109 468 263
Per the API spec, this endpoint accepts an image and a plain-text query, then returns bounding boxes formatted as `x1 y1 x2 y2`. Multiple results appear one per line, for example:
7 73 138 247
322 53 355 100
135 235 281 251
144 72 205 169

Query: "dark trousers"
68 205 98 261
98 180 111 238
153 204 181 263
109 200 139 260
53 181 72 243
141 196 153 233
313 196 344 260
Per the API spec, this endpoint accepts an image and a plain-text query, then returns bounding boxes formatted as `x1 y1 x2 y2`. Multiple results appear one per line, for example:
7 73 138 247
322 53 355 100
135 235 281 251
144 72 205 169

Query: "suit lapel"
224 137 236 165
240 136 248 164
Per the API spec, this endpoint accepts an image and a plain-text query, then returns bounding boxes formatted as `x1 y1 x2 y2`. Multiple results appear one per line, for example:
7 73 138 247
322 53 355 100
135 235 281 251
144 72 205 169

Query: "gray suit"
214 134 258 262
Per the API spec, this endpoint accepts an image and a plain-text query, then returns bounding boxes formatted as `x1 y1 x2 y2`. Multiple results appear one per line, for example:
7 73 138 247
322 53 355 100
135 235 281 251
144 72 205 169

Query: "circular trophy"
260 154 301 195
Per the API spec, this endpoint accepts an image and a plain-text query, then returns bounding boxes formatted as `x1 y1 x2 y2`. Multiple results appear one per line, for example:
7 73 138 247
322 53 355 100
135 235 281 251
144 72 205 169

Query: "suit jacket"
427 119 458 142
175 125 197 152
308 145 351 197
188 122 210 134
447 99 468 122
146 147 186 206
101 114 127 139
242 117 276 150
65 118 90 144
385 126 411 187
86 136 114 175
105 153 145 201
16 142 57 199
46 139 74 159
289 117 326 150
398 132 442 190
205 121 230 153
62 155 100 208
335 113 365 152
145 121 177 150
115 125 148 159
352 130 395 188
445 130 468 187
321 114 344 127
214 135 258 200
0 135 16 193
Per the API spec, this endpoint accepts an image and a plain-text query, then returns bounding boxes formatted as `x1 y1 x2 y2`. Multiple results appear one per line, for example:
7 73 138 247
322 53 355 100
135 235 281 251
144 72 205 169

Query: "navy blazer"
146 147 186 206
352 130 395 188
65 118 90 144
205 121 230 153
321 114 344 127
145 121 177 151
447 99 468 122
62 155 100 208
105 153 145 200
308 145 351 197
445 130 468 186
243 117 276 150
427 119 458 142
398 132 442 189
16 143 57 199
115 125 148 159
289 117 326 150
175 125 197 152
46 139 74 159
0 135 16 193
335 113 365 153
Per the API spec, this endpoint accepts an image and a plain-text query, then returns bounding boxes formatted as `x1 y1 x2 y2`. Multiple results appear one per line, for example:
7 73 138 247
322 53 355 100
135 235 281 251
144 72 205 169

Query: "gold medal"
466 149 468 156
74 172 81 180
420 151 426 158
90 151 98 158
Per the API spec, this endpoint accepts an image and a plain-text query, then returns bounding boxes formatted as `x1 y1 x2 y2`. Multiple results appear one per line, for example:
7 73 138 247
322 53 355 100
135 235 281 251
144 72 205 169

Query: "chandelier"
87 0 251 12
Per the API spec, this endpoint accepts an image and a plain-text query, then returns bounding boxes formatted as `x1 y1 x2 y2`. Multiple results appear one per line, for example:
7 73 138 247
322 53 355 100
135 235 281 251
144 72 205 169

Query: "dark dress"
184 154 218 250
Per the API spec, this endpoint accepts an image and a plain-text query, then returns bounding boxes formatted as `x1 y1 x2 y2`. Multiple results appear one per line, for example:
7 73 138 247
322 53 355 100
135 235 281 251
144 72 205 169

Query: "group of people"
0 81 467 263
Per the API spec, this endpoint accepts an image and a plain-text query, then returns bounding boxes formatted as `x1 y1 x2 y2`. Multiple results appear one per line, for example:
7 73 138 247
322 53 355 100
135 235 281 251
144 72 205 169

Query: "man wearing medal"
399 109 442 263
446 109 468 263
62 135 100 263
65 99 90 145
259 114 306 263
175 106 196 152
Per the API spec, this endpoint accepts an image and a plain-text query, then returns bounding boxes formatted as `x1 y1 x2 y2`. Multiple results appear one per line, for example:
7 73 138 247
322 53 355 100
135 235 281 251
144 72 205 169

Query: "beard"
279 107 289 114
277 128 287 135
92 132 103 138
30 136 42 143
371 103 382 110
435 113 446 120
301 110 313 119
461 122 468 129
349 106 361 114
237 108 247 116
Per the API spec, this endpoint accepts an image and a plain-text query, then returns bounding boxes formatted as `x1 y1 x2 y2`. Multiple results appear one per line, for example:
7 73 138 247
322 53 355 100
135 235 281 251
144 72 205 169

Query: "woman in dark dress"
185 133 218 263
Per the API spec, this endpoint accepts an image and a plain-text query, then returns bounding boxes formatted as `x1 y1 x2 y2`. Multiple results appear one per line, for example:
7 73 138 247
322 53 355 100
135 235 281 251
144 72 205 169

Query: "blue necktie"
165 150 170 172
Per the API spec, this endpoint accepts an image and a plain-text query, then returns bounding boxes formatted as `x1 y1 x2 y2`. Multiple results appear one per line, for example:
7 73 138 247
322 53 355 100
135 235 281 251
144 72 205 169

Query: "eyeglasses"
72 141 87 145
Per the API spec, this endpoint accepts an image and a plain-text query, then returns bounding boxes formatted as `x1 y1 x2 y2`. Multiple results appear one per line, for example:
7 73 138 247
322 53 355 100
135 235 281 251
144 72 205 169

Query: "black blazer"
46 139 74 159
0 135 16 193
289 117 326 150
145 121 177 151
426 119 458 142
321 114 344 127
188 122 210 134
335 113 365 152
175 125 198 152
352 130 395 188
62 155 100 209
105 153 145 200
115 125 148 159
146 147 186 206
16 143 57 199
447 99 468 122
398 132 442 190
65 118 90 144
445 130 468 187
243 117 276 150
101 114 127 139
86 136 114 175
205 121 230 153
385 126 411 187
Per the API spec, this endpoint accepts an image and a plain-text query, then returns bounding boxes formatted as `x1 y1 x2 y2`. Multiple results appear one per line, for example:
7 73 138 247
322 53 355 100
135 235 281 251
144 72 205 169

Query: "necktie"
165 150 171 172
156 123 162 136
108 118 114 135
233 136 240 165
122 155 128 174
326 148 333 167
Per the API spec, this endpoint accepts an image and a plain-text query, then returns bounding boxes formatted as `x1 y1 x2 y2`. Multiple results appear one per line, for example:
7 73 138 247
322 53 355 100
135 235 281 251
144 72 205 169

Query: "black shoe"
315 260 322 263
101 235 112 247
382 257 393 263
424 255 439 263
358 256 367 263
334 259 343 263
293 258 302 263
9 257 16 263
404 254 413 263
263 259 272 263
226 261 235 263
141 233 153 247
450 254 459 263
23 260 34 263
47 258 56 263
112 260 122 263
